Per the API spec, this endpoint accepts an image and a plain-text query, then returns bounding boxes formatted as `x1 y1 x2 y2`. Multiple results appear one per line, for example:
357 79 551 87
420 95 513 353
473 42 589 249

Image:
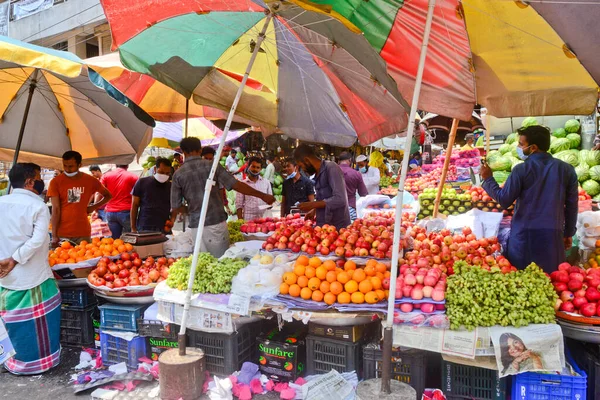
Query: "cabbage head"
579 150 590 165
576 164 590 183
488 156 512 172
511 159 524 170
564 119 581 133
552 128 567 138
506 133 517 145
493 171 511 184
521 117 538 128
498 143 512 155
475 135 484 147
487 150 501 163
550 138 571 154
566 133 581 149
590 165 600 181
550 135 557 144
583 179 600 196
586 150 600 167
554 150 579 167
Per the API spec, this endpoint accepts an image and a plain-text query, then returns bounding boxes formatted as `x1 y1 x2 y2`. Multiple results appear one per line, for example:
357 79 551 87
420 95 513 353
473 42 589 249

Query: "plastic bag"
163 230 195 258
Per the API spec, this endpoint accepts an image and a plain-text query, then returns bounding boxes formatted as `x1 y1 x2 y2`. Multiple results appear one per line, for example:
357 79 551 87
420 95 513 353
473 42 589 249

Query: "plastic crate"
306 336 363 378
187 319 267 376
60 287 97 309
60 305 96 347
138 319 177 339
511 352 587 400
100 331 149 370
363 347 429 396
99 304 146 332
442 360 507 400
567 339 600 400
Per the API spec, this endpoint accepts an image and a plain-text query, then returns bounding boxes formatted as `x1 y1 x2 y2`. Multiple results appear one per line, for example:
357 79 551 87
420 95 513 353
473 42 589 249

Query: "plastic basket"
306 336 363 378
363 347 429 396
60 287 97 309
100 331 149 370
511 352 587 400
60 305 96 347
99 304 146 332
442 360 507 400
566 339 600 400
138 319 177 339
187 319 266 376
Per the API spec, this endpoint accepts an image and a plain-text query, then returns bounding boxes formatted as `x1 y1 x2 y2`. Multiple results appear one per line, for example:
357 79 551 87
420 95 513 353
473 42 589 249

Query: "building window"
52 41 68 51
86 41 98 58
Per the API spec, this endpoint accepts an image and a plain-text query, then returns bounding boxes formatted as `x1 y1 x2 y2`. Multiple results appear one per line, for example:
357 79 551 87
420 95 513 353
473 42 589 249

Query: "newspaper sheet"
302 370 353 400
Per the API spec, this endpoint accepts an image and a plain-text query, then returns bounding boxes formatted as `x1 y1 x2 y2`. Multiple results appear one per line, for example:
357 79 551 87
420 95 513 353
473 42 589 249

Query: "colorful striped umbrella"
0 35 154 169
149 118 247 149
99 0 411 147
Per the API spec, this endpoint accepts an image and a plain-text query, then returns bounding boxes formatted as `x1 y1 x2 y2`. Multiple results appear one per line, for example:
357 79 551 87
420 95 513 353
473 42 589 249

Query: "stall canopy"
149 118 247 149
0 35 154 170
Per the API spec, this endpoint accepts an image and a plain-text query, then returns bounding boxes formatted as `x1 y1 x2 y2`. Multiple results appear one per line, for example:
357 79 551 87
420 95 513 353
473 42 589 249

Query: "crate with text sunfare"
257 324 307 382
147 336 179 361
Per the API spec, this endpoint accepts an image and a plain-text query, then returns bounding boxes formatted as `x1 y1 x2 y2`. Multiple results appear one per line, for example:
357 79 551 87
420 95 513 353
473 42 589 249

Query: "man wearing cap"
462 134 475 150
338 152 368 221
356 154 380 195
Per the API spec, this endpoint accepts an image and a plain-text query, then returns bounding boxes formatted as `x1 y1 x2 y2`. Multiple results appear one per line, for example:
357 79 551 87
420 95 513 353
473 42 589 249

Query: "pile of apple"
420 165 458 181
87 253 174 288
393 264 447 314
403 175 438 195
552 263 600 317
241 214 311 234
402 226 516 275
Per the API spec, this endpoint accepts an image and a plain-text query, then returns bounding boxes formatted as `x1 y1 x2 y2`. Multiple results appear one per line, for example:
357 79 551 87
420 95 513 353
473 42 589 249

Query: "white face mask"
154 173 170 183
64 171 78 177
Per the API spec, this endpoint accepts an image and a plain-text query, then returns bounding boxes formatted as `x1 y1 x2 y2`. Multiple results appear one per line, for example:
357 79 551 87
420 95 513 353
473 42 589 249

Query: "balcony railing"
9 0 66 22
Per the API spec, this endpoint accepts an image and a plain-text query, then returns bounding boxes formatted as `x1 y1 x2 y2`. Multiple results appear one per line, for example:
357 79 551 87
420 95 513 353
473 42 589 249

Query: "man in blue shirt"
295 144 350 230
480 125 578 273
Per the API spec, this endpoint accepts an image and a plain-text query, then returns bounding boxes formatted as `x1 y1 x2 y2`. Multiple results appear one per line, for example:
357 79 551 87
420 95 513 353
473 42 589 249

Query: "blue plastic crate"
99 304 146 332
100 331 148 370
512 352 587 400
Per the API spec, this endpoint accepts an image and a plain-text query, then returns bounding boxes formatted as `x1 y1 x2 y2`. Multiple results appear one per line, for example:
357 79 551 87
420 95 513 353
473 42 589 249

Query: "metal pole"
184 98 189 138
178 12 273 355
433 119 458 218
381 0 436 393
12 69 39 166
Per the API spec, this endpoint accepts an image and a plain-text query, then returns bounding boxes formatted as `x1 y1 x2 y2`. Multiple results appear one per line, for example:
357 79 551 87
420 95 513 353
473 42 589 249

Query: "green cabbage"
552 128 567 138
498 144 512 155
550 138 571 154
476 135 484 147
510 144 519 159
576 164 590 183
590 165 600 181
511 159 524 170
488 156 512 172
273 186 282 195
487 150 501 163
564 119 581 133
521 117 538 128
553 150 579 167
506 133 517 145
583 179 600 196
579 150 590 165
550 136 556 143
594 193 600 202
274 174 284 187
493 171 511 184
566 133 581 149
586 150 600 167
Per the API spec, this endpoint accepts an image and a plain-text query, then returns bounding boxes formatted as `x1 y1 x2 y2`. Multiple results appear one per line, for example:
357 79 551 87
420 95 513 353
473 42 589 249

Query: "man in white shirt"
263 155 276 189
236 156 273 221
0 163 61 375
226 148 239 173
356 154 381 195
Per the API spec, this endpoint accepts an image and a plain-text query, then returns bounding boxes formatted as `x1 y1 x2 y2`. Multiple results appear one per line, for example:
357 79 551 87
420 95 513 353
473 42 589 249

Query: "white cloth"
0 189 54 290
226 155 238 173
236 176 272 221
360 167 381 195
263 162 275 184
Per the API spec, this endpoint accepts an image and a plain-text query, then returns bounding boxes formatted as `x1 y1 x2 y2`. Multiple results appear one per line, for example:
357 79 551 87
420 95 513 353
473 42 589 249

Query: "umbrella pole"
433 119 458 218
485 127 491 155
11 69 39 166
177 12 273 355
185 98 189 138
381 0 436 394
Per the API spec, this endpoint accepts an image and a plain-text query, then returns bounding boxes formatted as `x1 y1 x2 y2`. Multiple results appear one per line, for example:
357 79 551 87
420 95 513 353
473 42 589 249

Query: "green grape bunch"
446 263 557 330
166 252 248 294
228 219 245 244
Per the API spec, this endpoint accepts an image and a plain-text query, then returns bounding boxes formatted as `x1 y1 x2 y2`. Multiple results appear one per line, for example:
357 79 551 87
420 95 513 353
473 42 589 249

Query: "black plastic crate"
138 319 177 339
187 319 268 376
442 360 507 400
60 305 96 347
306 335 363 378
60 287 96 309
363 347 431 396
567 338 600 400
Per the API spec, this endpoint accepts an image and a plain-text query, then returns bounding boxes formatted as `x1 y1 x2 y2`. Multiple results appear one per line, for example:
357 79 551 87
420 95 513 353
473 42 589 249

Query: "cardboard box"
133 242 165 258
147 336 179 361
257 324 307 381
308 322 379 343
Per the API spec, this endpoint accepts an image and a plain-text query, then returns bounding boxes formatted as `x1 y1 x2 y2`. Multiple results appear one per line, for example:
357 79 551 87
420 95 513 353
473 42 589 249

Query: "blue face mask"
286 172 297 180
359 167 367 173
516 145 531 161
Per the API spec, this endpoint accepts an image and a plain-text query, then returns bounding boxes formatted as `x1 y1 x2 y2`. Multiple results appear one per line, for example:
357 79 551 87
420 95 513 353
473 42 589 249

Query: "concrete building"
5 0 111 58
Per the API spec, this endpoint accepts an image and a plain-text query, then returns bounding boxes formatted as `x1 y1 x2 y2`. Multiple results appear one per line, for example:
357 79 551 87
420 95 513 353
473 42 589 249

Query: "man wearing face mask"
131 157 172 233
236 156 273 221
480 125 578 273
295 144 350 230
281 160 315 217
356 154 380 195
48 151 112 246
0 163 61 375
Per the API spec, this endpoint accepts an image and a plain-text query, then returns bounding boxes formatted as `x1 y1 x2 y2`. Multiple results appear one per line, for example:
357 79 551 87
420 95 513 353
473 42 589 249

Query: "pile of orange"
280 256 389 305
48 238 133 266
